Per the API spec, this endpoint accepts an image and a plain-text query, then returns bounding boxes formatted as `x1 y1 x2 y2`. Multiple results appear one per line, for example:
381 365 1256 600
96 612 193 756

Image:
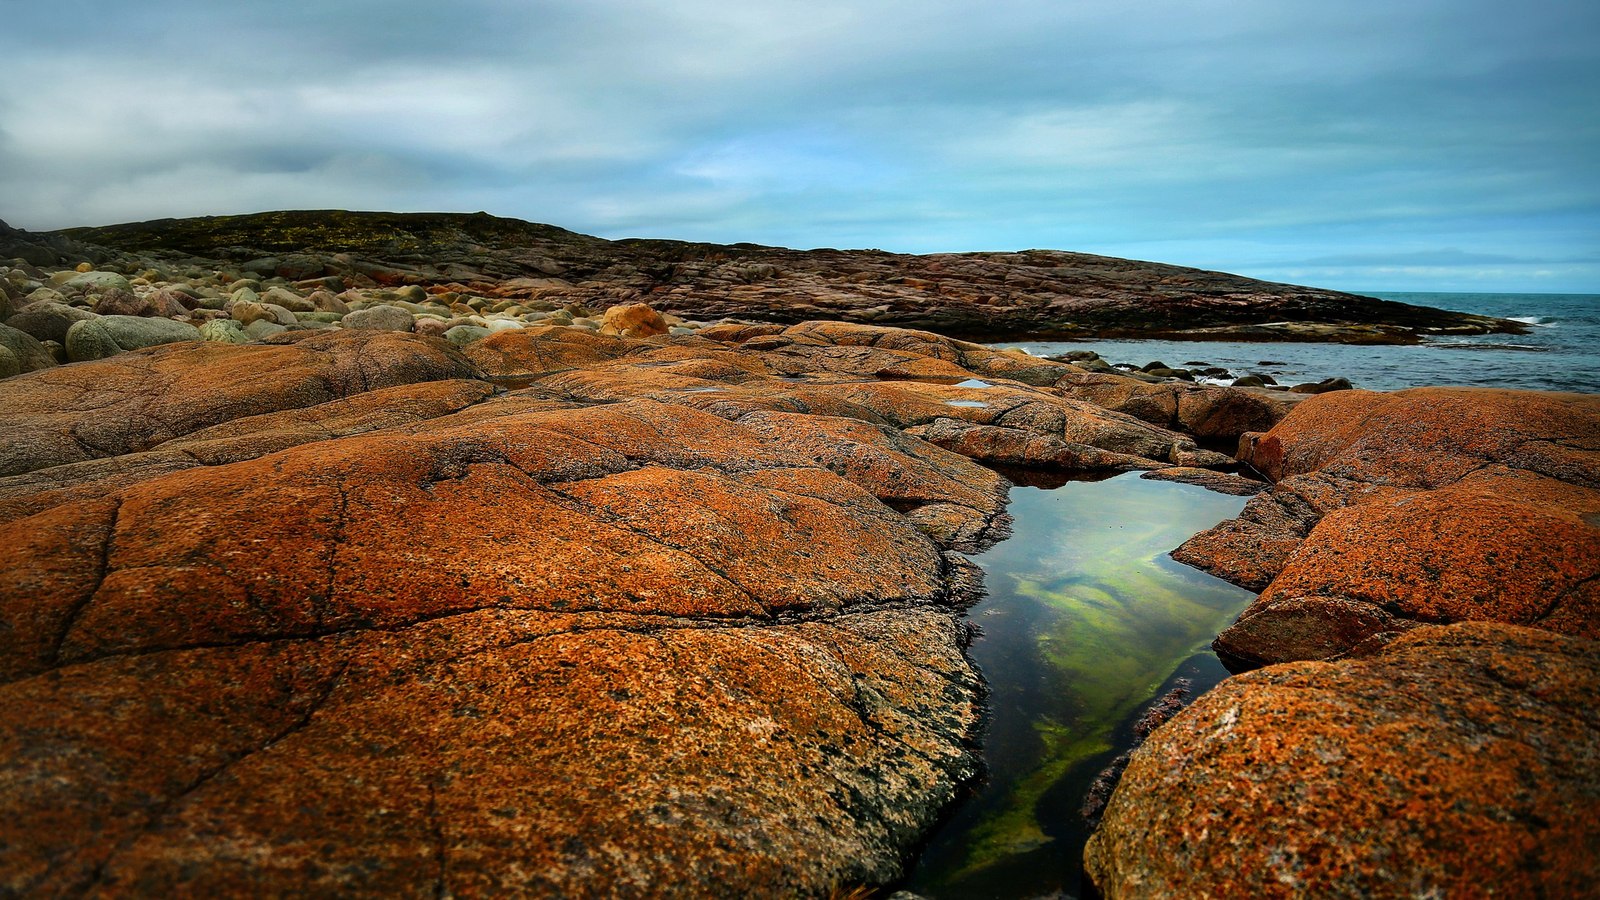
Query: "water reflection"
904 472 1255 898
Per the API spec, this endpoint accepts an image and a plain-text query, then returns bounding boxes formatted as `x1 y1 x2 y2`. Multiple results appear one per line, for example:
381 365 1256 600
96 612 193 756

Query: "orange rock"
0 331 480 478
1176 388 1600 666
1085 623 1600 899
599 301 669 337
0 384 1002 893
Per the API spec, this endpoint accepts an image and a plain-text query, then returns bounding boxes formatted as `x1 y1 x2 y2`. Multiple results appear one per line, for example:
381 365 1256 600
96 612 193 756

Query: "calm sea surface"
1003 291 1600 394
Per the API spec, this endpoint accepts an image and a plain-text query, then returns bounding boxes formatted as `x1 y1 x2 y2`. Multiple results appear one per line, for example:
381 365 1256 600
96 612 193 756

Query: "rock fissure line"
78 659 353 893
49 497 123 667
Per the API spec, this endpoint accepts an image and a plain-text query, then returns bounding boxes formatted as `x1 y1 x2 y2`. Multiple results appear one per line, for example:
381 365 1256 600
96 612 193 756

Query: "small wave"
1508 315 1557 326
1431 342 1549 353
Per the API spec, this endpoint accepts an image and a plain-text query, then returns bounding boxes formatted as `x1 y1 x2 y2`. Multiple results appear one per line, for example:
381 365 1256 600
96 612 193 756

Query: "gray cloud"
2 0 1596 291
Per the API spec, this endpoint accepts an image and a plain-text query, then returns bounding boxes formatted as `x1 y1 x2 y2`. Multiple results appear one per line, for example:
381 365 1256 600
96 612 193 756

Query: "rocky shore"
1 210 1521 352
0 219 1594 897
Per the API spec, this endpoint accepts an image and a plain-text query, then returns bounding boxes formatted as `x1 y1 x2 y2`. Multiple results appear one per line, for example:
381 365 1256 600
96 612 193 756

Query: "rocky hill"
22 209 1520 343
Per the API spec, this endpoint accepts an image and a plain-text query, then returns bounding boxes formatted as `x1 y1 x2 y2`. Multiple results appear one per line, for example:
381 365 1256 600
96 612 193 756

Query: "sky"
2 0 1597 292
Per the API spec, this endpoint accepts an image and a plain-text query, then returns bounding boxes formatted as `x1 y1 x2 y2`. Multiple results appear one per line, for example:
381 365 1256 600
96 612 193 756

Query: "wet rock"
64 315 201 362
1084 623 1600 899
1289 376 1353 394
1139 467 1265 496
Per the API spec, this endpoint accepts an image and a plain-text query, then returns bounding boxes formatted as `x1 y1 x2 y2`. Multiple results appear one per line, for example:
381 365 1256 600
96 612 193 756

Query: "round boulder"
600 302 668 338
7 301 99 344
65 315 202 361
0 323 60 375
342 304 415 332
63 271 132 295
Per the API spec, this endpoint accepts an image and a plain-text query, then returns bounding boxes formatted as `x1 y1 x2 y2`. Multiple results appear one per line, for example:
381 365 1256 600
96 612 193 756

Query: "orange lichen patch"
1240 387 1600 486
0 379 496 525
734 411 1008 510
0 331 479 477
555 466 947 616
1085 623 1600 899
462 325 636 378
1179 387 1600 665
3 609 980 897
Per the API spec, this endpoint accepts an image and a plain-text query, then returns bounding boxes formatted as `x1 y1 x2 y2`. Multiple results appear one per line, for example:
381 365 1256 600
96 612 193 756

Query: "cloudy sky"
2 0 1596 291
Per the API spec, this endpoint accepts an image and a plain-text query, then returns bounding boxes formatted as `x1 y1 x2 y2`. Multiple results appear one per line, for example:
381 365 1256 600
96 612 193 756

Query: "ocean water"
1003 291 1600 394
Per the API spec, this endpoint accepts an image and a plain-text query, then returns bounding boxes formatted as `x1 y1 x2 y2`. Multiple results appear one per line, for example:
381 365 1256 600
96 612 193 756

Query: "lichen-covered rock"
0 394 999 895
600 301 669 337
1084 623 1600 899
197 318 251 344
1175 388 1600 667
0 331 479 477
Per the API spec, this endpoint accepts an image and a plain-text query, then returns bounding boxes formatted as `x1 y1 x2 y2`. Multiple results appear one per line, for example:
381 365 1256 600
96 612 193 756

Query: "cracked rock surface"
0 322 1254 896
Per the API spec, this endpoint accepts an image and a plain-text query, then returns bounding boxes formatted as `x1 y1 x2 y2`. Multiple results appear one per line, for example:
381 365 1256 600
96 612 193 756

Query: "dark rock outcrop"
52 210 1524 343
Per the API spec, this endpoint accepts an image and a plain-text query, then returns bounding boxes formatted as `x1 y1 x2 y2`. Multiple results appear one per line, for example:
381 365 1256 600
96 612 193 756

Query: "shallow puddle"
901 472 1255 898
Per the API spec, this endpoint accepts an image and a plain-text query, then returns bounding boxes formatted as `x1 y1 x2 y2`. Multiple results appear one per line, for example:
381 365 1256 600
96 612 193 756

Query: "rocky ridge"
0 210 1522 347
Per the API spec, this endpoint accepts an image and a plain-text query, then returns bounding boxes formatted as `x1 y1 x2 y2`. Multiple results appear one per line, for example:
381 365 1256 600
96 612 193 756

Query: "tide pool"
903 472 1256 898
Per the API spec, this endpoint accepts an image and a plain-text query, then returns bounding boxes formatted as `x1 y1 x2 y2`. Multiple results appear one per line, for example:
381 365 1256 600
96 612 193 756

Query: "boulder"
197 319 251 344
65 315 201 362
600 302 669 338
0 323 59 376
63 271 133 295
7 301 98 344
1085 623 1600 899
443 324 492 347
91 287 151 317
343 304 415 332
262 286 316 313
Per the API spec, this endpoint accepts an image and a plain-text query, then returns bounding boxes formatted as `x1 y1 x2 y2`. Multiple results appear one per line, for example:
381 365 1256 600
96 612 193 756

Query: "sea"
1002 291 1600 394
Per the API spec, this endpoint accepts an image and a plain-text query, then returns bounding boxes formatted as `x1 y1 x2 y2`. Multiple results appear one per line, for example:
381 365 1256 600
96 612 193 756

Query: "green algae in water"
904 472 1256 898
